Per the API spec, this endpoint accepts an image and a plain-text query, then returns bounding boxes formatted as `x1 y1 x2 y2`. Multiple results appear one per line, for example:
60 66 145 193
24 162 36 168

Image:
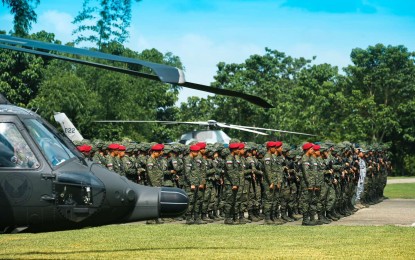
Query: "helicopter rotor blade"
94 120 177 123
228 124 317 136
216 123 268 136
0 35 274 109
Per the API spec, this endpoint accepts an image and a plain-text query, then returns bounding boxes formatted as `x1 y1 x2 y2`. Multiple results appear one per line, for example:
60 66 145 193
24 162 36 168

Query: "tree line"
1 0 415 175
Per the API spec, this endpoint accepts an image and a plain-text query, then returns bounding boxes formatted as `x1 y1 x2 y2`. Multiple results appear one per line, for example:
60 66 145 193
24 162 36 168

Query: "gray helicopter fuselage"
179 130 231 145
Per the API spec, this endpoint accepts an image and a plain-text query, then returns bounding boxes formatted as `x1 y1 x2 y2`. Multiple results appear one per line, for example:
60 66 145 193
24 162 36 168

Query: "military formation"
75 140 391 226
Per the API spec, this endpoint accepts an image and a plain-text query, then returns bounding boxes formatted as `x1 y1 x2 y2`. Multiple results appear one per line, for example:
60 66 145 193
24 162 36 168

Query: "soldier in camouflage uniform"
223 142 244 225
183 144 206 224
314 144 331 225
237 143 251 224
105 143 118 172
136 143 149 185
280 144 296 222
123 144 138 182
145 143 165 224
92 141 107 165
262 141 279 225
271 141 285 225
244 143 261 222
300 142 322 226
282 145 302 221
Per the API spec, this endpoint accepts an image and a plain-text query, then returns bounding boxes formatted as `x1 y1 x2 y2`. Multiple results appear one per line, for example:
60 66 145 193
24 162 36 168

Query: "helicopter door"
0 119 47 229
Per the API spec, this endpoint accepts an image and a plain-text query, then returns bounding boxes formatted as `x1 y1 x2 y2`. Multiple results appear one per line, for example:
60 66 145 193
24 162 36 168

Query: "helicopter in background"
94 119 316 145
0 35 272 233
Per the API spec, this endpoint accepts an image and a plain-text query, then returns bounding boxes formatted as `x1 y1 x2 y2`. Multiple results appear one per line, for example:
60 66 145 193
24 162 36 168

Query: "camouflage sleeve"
263 157 272 186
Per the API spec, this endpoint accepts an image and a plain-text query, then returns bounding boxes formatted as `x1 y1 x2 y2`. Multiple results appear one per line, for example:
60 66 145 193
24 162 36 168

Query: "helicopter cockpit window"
195 131 213 142
24 119 75 167
0 123 39 168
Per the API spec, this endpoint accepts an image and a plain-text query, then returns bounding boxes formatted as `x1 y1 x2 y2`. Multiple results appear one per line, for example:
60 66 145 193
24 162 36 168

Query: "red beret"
274 141 283 148
266 141 276 148
239 143 245 149
108 143 119 150
190 145 201 151
83 145 92 153
197 142 207 149
302 142 314 150
229 143 240 149
151 144 164 151
77 145 84 152
118 145 126 151
313 144 320 151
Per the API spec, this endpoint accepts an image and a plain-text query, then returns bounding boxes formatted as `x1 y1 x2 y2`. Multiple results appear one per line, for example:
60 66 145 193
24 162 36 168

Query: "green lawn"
384 183 415 199
388 176 415 180
1 224 414 259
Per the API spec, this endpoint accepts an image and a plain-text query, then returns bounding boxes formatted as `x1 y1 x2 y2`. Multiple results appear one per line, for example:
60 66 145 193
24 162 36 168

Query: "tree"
208 48 314 143
72 0 141 49
1 0 39 36
0 31 56 106
344 44 415 175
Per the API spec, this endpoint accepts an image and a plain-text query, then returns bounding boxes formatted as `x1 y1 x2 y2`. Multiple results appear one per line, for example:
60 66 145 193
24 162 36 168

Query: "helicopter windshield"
0 122 39 168
24 119 76 167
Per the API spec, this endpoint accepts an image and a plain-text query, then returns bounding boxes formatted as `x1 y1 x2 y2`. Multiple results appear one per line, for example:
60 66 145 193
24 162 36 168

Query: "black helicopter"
0 35 273 233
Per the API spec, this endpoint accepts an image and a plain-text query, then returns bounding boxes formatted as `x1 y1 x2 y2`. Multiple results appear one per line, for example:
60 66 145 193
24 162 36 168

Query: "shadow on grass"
0 246 250 257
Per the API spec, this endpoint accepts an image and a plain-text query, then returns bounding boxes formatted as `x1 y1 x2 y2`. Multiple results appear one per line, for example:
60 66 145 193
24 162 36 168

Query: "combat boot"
238 212 250 224
308 213 318 226
185 214 194 225
273 216 286 225
264 214 274 225
224 218 237 225
146 219 156 225
248 210 260 222
318 213 331 224
290 208 302 221
301 213 312 226
194 218 207 224
214 212 224 221
155 218 164 224
194 214 207 225
202 213 214 223
327 210 339 221
281 209 295 222
335 208 345 218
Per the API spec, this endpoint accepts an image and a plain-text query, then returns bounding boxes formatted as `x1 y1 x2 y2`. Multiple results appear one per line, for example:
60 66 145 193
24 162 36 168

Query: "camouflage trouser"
299 188 322 215
287 182 299 211
223 184 245 219
248 178 261 212
237 179 252 213
185 186 203 217
279 184 292 213
215 182 225 213
202 182 216 214
262 185 277 216
332 183 341 210
362 177 372 203
321 182 336 211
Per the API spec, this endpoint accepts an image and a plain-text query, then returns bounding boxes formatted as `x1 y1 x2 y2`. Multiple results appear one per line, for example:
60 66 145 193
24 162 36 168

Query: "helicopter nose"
159 187 188 218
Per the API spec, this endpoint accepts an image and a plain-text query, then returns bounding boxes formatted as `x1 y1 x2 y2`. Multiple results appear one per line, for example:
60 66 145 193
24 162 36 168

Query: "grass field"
388 176 415 180
1 224 414 259
384 183 415 199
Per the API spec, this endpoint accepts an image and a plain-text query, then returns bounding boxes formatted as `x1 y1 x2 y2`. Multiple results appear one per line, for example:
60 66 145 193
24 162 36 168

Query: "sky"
1 0 415 103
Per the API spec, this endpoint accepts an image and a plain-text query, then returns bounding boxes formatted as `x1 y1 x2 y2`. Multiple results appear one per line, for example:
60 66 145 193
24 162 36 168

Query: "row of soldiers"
76 140 391 225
